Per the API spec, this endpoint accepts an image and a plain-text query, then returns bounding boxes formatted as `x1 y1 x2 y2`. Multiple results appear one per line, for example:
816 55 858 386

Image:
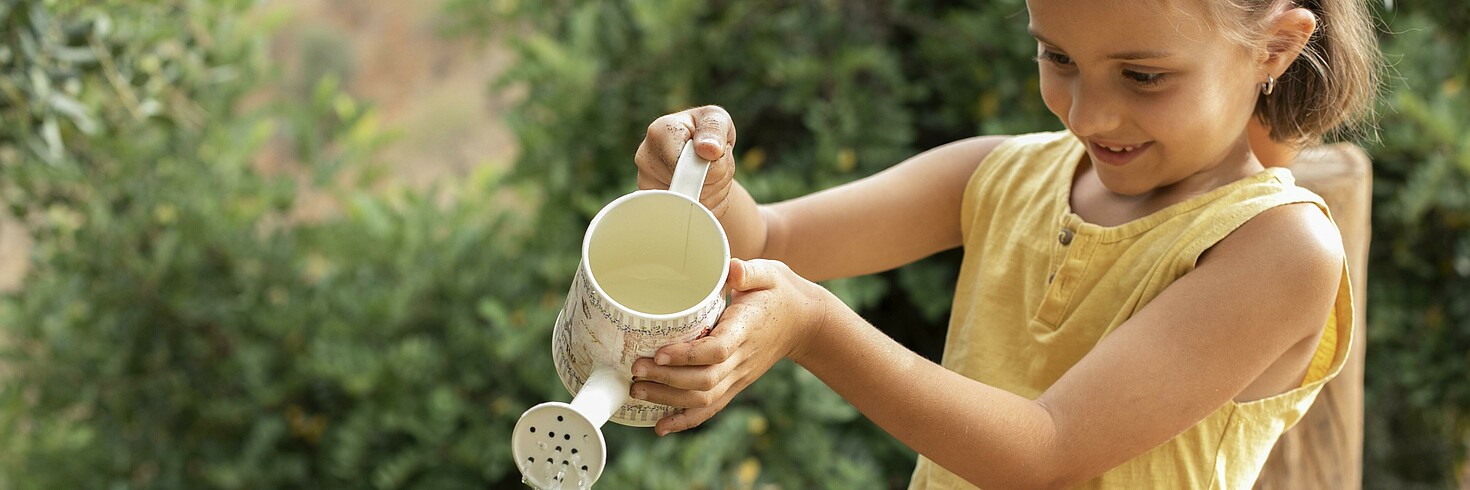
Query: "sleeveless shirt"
907 132 1353 489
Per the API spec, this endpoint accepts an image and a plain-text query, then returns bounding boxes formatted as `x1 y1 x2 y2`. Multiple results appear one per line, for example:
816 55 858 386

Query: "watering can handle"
669 140 712 202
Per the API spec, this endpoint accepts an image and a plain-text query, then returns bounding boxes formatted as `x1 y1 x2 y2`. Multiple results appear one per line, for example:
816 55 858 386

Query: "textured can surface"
551 266 725 427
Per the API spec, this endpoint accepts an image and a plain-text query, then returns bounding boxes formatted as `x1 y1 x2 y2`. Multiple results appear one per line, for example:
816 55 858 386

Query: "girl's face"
1028 0 1265 197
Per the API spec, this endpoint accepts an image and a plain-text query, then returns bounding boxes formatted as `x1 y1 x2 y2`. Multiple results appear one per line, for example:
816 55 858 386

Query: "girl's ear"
1260 8 1318 79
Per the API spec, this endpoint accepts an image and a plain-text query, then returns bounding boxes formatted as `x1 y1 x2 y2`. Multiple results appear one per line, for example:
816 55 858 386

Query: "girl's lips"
1088 140 1153 166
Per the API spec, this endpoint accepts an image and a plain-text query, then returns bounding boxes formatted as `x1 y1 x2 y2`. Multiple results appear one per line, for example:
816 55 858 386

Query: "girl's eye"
1124 70 1168 87
1035 50 1073 66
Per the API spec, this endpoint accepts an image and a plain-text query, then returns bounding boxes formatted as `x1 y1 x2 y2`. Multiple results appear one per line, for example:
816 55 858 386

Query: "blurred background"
1 0 1466 488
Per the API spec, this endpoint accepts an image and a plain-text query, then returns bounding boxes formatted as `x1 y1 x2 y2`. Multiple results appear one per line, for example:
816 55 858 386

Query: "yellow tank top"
908 132 1354 489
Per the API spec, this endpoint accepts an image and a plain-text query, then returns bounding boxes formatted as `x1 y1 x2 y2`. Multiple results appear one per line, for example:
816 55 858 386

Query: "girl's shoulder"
971 130 1081 182
1202 198 1344 274
962 130 1080 200
983 130 1078 165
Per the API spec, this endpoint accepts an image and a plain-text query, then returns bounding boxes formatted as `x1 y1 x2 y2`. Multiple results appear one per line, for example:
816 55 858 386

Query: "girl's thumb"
728 258 779 292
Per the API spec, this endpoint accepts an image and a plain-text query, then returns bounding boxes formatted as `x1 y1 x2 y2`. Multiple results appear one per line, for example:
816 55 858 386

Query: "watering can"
512 141 730 489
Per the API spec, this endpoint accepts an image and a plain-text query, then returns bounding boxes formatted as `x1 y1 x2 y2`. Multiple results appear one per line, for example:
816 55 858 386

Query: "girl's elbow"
961 459 1083 490
1022 466 1083 490
1034 471 1084 490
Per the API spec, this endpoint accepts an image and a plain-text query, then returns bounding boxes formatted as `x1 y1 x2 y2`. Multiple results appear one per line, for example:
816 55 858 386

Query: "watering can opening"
586 192 727 316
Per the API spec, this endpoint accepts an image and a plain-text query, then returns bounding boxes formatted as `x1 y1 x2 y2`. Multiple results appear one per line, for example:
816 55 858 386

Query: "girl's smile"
1086 139 1154 166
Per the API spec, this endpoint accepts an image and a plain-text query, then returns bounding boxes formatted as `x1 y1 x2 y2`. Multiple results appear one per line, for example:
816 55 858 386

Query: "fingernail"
655 354 669 365
630 388 645 400
632 365 645 377
698 137 719 148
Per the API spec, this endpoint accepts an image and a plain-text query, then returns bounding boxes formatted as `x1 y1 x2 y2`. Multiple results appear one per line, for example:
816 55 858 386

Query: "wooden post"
1254 144 1372 490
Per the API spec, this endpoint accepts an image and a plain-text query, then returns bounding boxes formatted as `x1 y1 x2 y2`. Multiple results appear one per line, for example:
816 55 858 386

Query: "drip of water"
570 452 588 490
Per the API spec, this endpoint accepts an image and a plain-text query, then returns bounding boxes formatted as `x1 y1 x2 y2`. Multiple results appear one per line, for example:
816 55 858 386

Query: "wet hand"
634 105 737 218
629 258 838 436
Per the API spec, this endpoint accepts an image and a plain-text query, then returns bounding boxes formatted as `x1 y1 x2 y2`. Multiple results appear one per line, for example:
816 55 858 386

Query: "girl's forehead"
1026 0 1211 22
1025 0 1221 54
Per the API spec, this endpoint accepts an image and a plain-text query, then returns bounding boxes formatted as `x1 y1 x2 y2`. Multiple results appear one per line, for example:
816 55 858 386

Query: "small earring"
1260 75 1276 96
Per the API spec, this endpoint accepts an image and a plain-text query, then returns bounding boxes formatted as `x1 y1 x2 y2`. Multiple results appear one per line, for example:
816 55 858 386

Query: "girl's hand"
629 258 838 436
634 105 738 219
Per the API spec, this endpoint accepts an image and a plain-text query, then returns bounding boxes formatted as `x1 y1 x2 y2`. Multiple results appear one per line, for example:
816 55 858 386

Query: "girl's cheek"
1038 75 1071 126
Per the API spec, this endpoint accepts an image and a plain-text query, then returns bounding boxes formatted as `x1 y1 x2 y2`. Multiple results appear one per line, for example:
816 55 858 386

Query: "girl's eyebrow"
1027 27 1060 47
1028 27 1175 61
1105 50 1174 61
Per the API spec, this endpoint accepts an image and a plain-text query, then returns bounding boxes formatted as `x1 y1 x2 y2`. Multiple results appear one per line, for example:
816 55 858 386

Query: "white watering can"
512 141 730 489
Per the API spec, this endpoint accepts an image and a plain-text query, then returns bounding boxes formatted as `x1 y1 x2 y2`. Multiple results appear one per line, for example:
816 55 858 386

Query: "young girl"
627 0 1379 487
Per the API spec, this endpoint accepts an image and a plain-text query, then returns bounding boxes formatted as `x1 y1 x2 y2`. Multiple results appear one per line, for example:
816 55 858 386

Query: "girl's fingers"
689 105 735 162
636 170 665 191
630 378 719 409
632 358 729 391
652 388 737 437
651 332 737 367
728 259 782 292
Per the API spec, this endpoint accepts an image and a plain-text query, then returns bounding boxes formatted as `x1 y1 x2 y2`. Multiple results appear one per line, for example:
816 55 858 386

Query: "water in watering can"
594 261 701 315
585 182 726 316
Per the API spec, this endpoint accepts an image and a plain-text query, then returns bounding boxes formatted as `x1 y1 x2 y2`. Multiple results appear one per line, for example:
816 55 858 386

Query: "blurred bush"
1362 4 1470 489
0 0 557 488
0 0 1467 489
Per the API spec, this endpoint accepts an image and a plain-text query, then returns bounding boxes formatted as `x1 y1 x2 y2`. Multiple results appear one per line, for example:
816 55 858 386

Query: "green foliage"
1362 5 1470 488
0 0 555 487
1 0 1467 488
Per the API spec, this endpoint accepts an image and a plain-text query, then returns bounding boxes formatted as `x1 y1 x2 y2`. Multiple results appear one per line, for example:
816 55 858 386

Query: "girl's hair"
1199 0 1383 147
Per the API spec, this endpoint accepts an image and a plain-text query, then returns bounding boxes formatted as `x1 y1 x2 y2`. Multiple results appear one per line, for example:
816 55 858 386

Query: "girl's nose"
1067 82 1123 138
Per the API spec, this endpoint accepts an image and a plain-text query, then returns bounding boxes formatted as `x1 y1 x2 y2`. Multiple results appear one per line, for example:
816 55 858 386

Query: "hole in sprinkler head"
564 434 571 440
581 465 589 471
529 427 536 433
555 446 562 452
546 458 553 463
557 415 564 422
571 448 579 454
526 457 534 463
562 460 569 466
548 431 556 438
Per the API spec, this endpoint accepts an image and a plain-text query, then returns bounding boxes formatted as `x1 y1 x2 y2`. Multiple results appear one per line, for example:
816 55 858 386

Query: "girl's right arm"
634 106 1009 282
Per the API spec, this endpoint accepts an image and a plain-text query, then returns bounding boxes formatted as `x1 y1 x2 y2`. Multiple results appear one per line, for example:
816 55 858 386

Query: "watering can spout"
568 366 630 428
512 366 626 489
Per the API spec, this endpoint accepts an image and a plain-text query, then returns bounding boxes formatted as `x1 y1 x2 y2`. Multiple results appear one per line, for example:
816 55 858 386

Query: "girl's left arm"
634 202 1344 489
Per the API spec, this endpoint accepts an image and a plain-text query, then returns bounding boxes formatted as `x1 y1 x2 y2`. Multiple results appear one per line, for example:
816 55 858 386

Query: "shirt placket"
1038 216 1090 326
